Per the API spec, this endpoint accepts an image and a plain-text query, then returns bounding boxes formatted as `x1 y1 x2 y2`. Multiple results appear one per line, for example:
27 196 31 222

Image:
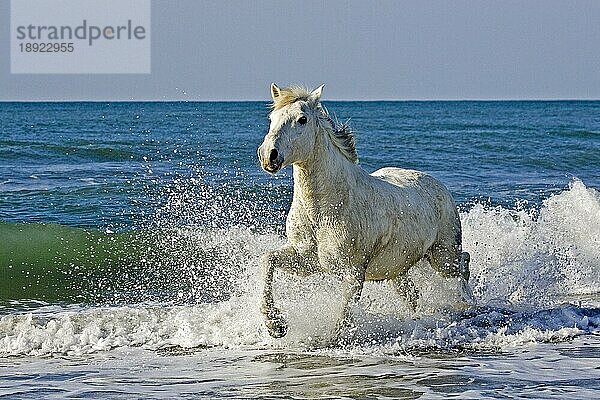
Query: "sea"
0 101 599 399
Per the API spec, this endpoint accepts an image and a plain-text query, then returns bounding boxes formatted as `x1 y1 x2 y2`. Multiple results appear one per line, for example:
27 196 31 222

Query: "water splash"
463 179 600 307
1 179 599 357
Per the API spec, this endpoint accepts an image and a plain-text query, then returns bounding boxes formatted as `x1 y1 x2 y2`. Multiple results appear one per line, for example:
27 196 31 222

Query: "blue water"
1 101 598 228
1 101 599 398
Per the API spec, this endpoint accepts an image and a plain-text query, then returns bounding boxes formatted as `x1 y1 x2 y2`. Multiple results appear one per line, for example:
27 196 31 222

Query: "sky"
1 0 600 101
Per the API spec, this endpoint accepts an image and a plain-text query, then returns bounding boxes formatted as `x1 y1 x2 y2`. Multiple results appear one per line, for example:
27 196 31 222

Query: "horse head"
258 83 325 173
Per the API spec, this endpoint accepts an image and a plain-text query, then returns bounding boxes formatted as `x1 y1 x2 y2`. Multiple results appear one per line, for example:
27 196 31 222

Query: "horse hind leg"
426 243 473 305
459 251 470 281
393 274 420 312
426 242 469 281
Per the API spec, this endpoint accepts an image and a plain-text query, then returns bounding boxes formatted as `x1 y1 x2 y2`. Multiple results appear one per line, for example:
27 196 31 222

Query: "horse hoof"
267 318 288 338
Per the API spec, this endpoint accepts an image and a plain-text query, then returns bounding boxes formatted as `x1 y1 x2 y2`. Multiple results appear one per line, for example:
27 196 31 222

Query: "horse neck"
292 129 359 215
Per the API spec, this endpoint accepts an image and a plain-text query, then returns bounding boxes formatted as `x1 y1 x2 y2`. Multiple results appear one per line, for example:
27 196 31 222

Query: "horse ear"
271 83 281 100
310 84 325 102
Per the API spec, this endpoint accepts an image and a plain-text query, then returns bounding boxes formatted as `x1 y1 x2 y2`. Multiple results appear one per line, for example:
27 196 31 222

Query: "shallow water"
3 334 600 399
1 101 599 398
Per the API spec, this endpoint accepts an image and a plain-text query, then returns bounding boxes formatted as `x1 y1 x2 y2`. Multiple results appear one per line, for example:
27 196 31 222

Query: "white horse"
257 83 471 339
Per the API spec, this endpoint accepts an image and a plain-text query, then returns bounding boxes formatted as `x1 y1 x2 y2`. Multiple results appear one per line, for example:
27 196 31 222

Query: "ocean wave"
1 299 598 357
462 179 600 307
1 179 599 357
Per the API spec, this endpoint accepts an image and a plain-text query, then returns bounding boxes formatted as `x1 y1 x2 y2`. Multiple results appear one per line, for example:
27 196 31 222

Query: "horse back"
370 166 459 227
371 167 452 199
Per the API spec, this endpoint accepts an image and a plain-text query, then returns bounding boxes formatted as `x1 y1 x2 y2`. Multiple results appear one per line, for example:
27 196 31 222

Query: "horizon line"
1 97 600 103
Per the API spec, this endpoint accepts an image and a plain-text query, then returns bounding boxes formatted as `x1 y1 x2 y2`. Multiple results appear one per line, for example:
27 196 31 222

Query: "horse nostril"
269 149 279 163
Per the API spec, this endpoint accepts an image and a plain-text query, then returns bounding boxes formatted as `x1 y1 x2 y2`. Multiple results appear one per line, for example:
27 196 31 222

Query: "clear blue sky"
1 0 599 100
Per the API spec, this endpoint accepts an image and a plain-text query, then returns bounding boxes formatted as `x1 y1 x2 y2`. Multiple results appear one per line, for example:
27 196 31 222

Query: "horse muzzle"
258 146 284 174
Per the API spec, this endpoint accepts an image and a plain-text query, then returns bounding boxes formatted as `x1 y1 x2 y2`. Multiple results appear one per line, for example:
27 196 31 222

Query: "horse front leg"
334 266 365 343
260 245 300 338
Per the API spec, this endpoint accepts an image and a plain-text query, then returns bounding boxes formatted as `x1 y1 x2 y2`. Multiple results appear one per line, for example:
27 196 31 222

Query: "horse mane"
271 86 358 163
319 107 358 163
270 86 313 110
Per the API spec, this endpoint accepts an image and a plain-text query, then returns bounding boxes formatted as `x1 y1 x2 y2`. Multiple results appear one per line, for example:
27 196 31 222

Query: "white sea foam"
462 179 600 307
1 179 599 357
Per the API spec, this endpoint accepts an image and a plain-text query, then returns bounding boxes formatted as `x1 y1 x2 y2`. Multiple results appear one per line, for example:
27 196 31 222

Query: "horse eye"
297 116 308 125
